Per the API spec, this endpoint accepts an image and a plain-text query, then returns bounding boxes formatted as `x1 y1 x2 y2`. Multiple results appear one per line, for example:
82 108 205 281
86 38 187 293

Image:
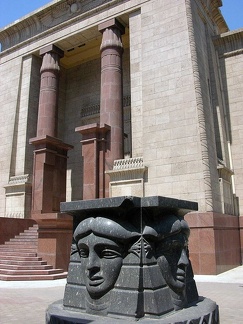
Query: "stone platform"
47 297 219 324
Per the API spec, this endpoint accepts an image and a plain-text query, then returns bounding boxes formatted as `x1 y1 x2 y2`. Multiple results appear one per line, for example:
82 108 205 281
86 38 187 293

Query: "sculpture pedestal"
46 298 219 324
46 196 219 324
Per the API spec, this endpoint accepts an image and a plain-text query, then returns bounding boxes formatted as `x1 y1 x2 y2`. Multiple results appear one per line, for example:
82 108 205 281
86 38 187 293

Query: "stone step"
0 272 67 281
4 241 38 248
21 228 38 234
0 224 67 282
0 255 43 261
0 259 47 266
0 251 37 257
18 233 38 238
24 226 38 231
0 264 53 270
0 268 65 275
13 238 38 242
0 247 37 253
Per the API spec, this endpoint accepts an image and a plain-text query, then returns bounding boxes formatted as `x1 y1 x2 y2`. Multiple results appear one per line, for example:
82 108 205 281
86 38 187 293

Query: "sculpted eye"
79 248 89 258
101 249 121 259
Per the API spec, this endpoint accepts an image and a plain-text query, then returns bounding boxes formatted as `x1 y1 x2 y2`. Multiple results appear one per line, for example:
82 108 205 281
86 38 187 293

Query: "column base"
29 135 73 215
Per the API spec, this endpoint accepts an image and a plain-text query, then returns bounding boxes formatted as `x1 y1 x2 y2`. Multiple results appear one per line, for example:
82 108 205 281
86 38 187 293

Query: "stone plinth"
75 123 110 200
185 212 241 274
36 215 73 271
29 135 73 216
46 196 219 323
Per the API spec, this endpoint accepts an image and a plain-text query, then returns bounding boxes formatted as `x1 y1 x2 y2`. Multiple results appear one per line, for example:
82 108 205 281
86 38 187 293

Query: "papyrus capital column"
37 44 64 138
98 19 125 197
30 44 72 218
99 18 125 166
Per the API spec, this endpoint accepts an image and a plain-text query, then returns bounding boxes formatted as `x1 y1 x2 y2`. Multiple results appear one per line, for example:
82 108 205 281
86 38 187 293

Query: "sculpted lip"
88 276 104 286
176 270 186 282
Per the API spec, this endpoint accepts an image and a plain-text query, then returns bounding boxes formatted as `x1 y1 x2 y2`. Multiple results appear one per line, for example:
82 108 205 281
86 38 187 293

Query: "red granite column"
30 44 73 216
98 18 125 197
29 45 73 270
75 19 125 200
37 44 63 137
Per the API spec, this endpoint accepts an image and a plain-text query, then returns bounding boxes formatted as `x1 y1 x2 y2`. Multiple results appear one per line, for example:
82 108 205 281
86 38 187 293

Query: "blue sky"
0 0 242 30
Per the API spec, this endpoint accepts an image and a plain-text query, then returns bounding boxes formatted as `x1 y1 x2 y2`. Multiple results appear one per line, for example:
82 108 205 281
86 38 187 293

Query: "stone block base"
239 216 243 263
185 212 241 274
46 298 219 324
35 215 73 271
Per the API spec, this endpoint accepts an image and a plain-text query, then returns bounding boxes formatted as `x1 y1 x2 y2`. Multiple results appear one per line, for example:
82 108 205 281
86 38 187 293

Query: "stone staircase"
0 224 67 280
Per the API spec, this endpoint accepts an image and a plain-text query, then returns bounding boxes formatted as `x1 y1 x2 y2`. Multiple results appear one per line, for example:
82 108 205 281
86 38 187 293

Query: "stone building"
0 0 242 276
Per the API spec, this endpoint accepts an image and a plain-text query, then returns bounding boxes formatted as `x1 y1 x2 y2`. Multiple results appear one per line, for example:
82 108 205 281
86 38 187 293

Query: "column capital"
98 18 125 35
39 44 64 58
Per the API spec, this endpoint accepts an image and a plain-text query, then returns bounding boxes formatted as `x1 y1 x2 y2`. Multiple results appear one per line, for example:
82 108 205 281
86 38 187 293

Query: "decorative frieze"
217 161 235 215
80 103 100 118
106 157 147 197
80 95 131 118
7 174 31 185
113 157 144 170
0 0 113 51
4 174 32 218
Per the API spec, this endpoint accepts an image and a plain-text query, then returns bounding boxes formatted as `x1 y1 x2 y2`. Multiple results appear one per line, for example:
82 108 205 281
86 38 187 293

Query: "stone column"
30 44 73 216
29 45 73 270
76 19 125 199
36 44 63 137
98 18 125 197
99 18 125 165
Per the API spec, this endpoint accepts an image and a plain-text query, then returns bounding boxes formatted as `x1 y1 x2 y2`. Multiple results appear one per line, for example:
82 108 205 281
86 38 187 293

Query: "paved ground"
0 266 243 323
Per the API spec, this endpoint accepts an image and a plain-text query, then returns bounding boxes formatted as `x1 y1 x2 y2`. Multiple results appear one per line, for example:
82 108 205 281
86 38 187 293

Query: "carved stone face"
77 233 123 298
156 232 189 293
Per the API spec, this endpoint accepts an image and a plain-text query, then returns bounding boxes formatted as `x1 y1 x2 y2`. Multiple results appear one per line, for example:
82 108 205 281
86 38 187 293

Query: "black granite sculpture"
46 196 219 323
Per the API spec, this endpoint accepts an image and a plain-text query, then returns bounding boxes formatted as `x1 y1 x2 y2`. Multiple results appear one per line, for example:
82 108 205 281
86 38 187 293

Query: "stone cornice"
197 0 228 33
0 0 114 52
213 29 243 57
210 0 228 33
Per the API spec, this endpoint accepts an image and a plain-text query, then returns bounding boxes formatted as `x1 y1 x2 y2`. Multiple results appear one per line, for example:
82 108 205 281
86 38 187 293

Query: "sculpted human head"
143 215 190 309
74 216 137 299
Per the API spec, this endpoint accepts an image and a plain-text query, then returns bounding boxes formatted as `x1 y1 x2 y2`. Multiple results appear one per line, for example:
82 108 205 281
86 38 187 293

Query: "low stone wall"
0 217 37 245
